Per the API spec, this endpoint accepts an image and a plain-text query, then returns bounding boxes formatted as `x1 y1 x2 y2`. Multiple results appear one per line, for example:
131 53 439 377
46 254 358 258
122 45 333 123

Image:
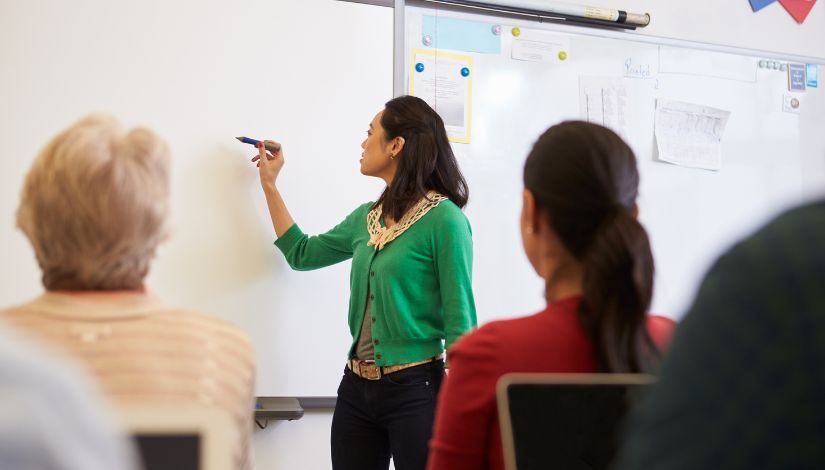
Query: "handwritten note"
579 77 628 138
624 58 653 79
654 99 731 171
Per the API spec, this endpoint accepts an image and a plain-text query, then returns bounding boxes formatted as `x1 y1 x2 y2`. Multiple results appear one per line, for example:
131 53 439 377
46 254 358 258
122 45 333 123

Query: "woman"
427 121 675 470
3 114 256 470
254 95 476 470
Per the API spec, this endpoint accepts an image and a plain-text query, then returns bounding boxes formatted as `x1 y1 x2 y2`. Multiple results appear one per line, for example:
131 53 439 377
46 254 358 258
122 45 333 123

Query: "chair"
115 407 237 470
496 373 654 470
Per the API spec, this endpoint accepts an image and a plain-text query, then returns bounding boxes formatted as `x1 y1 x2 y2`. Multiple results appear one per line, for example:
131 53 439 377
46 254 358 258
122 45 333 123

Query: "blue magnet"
415 62 425 73
460 67 470 77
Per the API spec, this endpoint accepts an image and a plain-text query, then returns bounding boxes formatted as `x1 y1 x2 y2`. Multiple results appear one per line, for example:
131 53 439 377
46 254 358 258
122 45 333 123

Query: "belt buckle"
353 359 381 381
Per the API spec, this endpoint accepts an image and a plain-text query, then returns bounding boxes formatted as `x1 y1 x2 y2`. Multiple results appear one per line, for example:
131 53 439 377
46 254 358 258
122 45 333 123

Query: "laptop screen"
133 433 201 470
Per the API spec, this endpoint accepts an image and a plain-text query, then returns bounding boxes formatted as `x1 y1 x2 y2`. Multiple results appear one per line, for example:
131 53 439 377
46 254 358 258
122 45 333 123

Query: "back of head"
524 121 655 372
16 114 170 291
377 95 469 220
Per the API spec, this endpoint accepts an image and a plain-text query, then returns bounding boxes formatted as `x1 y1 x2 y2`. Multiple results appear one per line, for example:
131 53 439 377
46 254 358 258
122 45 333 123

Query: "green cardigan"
274 200 477 366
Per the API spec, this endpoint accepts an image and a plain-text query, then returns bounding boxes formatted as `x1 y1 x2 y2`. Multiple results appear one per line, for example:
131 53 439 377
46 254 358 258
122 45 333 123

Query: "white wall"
2 0 824 469
535 0 825 60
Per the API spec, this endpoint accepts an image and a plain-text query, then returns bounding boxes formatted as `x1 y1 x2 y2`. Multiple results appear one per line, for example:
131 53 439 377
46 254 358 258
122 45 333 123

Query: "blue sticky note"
749 0 777 11
789 63 806 91
806 64 818 88
422 16 501 54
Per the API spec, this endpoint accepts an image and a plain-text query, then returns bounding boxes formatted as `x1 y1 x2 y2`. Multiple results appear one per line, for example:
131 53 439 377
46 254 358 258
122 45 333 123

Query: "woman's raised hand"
252 140 284 189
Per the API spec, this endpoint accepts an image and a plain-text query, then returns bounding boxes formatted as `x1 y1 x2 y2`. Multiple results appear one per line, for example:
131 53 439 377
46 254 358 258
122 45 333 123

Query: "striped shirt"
0 292 256 470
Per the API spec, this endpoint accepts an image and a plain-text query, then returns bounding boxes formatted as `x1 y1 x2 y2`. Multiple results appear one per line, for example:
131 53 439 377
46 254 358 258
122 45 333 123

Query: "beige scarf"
367 191 448 251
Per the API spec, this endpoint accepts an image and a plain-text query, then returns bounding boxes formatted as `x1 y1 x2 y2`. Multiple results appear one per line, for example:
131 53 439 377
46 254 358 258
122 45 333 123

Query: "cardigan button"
376 353 382 360
370 271 375 277
374 339 380 345
370 294 375 300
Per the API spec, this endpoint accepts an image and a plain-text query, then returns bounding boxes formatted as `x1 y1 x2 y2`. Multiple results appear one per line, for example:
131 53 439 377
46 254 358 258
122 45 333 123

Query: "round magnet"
423 35 433 46
558 51 568 61
415 62 425 73
780 63 788 72
491 24 501 35
511 27 521 37
791 97 800 109
460 67 470 77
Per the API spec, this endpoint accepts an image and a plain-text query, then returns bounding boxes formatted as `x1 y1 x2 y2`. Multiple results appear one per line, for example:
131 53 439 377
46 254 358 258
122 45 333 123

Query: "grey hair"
16 114 171 290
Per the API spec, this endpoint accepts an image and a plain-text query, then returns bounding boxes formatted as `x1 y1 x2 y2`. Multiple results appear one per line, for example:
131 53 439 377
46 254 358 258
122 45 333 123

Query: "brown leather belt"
347 357 439 381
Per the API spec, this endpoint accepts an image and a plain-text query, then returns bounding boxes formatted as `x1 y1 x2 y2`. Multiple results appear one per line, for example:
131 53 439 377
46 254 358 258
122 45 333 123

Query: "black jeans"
331 360 444 470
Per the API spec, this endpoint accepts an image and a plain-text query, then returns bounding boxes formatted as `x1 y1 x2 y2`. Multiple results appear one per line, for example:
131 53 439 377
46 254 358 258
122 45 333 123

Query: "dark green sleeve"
273 203 369 271
433 207 477 351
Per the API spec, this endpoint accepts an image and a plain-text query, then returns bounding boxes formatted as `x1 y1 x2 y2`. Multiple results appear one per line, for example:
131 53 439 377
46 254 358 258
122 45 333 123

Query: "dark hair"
524 121 657 373
375 95 469 220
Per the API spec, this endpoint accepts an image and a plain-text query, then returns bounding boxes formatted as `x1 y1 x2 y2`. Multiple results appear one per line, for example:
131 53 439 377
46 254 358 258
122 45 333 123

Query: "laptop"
116 407 236 470
496 373 654 470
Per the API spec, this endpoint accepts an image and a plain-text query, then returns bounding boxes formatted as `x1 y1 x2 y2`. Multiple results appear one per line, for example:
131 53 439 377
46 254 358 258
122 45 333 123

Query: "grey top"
0 324 139 470
354 286 375 360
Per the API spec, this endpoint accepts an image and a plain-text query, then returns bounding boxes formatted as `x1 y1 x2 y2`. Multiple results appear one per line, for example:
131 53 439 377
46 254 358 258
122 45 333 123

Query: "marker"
236 136 281 153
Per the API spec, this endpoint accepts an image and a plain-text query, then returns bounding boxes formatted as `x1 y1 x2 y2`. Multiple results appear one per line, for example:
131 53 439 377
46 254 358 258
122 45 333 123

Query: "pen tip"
235 137 244 141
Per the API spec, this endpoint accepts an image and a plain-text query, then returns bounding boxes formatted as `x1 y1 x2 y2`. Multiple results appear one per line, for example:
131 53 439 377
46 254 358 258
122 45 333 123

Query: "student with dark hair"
427 121 675 470
253 95 476 470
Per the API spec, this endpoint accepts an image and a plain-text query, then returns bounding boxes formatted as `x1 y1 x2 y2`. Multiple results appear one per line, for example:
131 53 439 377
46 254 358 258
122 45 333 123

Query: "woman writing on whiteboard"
426 122 675 470
253 95 476 470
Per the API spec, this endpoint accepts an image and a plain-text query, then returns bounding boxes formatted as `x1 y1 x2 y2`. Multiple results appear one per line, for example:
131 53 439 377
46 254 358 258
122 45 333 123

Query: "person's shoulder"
645 315 677 350
354 201 375 213
427 198 470 228
452 314 542 354
707 200 825 288
160 310 254 350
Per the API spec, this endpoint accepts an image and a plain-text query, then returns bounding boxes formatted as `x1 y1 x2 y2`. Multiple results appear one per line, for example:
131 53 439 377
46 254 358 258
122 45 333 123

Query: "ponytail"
524 121 660 374
579 208 657 373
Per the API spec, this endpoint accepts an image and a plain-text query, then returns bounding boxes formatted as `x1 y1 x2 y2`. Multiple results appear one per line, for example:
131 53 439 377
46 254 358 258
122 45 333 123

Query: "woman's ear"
389 136 405 158
522 189 540 235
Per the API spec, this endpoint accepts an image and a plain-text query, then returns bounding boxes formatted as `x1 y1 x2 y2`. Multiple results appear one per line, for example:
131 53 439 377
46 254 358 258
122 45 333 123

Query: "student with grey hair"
2 114 256 470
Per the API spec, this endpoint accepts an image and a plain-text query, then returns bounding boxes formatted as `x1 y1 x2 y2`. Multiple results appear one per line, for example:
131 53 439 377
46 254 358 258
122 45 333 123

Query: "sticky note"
422 16 501 54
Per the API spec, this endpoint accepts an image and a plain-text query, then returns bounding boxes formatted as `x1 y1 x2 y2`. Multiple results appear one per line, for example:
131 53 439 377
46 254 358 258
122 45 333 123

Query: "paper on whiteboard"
659 46 758 82
654 99 731 171
512 39 561 62
579 76 628 139
409 49 473 144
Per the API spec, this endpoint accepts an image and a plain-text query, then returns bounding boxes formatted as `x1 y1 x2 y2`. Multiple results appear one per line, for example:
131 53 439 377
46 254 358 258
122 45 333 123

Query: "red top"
427 296 676 470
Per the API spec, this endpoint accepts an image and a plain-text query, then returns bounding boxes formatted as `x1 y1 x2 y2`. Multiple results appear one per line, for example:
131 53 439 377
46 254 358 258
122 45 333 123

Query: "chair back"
496 373 654 470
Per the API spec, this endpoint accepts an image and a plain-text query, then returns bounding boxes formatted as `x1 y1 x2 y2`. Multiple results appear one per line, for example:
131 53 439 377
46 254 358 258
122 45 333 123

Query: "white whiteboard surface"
0 0 393 397
402 4 825 333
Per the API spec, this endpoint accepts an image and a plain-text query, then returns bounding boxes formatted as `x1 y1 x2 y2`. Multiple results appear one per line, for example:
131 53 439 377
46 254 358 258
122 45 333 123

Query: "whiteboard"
1 0 823 398
400 3 825 336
